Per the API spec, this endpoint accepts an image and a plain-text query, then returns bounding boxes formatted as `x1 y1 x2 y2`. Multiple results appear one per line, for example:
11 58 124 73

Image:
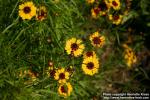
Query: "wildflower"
19 69 38 82
91 0 110 18
83 51 97 59
54 68 70 83
19 70 26 79
27 70 37 81
19 1 36 20
123 44 137 68
82 57 99 76
58 82 73 97
89 31 105 47
36 6 47 21
86 0 95 4
65 38 85 57
91 7 101 18
99 0 110 15
46 61 55 77
109 0 121 10
109 14 123 25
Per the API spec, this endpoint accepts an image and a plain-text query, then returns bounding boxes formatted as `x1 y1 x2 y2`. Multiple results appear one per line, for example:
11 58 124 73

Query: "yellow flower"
19 1 36 20
99 0 110 16
36 6 47 21
46 60 55 77
91 7 100 18
123 44 137 68
109 0 121 10
109 14 123 25
19 69 38 83
27 70 37 81
65 38 85 57
54 68 70 83
19 70 26 78
58 82 73 97
89 31 105 47
86 0 95 4
83 51 97 59
91 0 110 18
82 57 99 76
122 44 130 49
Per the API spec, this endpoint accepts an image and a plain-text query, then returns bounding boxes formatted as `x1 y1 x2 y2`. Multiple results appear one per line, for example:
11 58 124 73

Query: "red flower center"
93 37 101 44
40 10 45 16
94 8 100 15
71 43 78 51
37 10 47 20
112 1 118 6
87 62 94 69
86 51 93 57
113 15 119 20
59 73 65 79
23 6 31 14
99 1 108 11
61 86 67 93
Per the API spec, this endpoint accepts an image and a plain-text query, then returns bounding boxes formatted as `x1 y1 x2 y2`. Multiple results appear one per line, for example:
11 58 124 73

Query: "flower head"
36 6 47 21
123 44 137 68
19 69 38 84
109 14 123 25
98 0 110 15
58 82 73 97
89 32 105 47
91 0 110 18
109 0 121 10
54 68 70 83
65 38 85 57
91 7 101 18
83 51 97 59
19 1 36 20
82 57 100 76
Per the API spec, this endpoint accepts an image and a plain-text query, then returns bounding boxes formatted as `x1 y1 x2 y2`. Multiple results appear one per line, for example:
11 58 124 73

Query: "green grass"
0 0 150 100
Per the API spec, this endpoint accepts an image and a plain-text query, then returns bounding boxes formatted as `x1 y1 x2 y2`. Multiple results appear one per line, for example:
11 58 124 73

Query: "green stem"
2 17 19 34
9 0 19 18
